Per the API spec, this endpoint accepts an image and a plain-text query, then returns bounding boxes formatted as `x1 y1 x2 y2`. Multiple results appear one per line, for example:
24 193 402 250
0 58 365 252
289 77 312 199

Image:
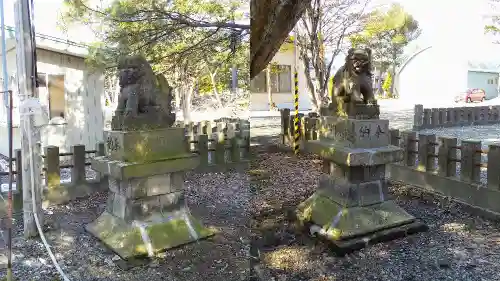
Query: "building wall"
0 48 105 156
250 45 312 111
467 71 499 100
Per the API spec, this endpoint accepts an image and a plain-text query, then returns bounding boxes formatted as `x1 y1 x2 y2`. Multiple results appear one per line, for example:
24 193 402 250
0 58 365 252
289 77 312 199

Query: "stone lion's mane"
117 55 159 98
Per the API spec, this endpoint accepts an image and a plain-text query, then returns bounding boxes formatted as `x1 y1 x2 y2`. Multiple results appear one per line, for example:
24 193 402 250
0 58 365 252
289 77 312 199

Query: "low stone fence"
279 109 500 218
413 104 500 130
0 118 250 211
182 118 251 171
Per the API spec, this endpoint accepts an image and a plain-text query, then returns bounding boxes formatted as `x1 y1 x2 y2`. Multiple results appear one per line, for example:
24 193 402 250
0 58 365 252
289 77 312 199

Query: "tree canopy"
349 3 421 71
60 0 249 74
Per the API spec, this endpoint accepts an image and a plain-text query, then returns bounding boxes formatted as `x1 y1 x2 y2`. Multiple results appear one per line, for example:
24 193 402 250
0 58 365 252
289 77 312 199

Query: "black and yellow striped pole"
293 71 300 155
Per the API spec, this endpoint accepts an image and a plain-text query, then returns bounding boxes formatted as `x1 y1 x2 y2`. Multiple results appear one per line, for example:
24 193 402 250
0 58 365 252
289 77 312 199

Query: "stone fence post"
44 146 60 189
401 131 417 167
437 137 457 177
71 144 86 185
389 129 400 146
197 134 209 166
431 109 439 128
487 144 500 189
95 142 107 183
228 123 240 163
423 108 431 129
460 140 481 183
413 104 423 130
418 133 437 172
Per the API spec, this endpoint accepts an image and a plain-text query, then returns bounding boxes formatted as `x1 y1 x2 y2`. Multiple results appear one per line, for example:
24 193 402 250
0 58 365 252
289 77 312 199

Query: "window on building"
250 64 292 93
496 77 499 85
47 74 65 119
270 65 292 93
250 71 267 93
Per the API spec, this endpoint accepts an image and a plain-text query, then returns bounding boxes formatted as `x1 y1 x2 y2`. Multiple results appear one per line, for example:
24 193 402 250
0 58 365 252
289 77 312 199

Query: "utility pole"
14 0 43 238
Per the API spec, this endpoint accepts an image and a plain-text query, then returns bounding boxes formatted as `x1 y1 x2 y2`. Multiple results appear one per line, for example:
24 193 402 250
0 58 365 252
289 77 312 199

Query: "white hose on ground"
26 118 71 281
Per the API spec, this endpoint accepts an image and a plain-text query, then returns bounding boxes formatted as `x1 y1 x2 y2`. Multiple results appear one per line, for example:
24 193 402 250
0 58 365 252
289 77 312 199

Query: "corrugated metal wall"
467 71 499 100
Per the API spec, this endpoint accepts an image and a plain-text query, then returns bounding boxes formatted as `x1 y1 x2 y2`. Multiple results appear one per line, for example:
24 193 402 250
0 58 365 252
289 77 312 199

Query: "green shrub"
382 72 393 98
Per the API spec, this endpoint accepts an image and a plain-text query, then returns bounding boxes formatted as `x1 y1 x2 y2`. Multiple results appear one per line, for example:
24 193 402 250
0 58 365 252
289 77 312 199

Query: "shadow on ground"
249 145 500 281
0 170 250 281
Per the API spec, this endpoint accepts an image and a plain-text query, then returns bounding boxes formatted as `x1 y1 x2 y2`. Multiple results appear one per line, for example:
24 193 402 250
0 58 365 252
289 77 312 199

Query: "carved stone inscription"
107 135 121 152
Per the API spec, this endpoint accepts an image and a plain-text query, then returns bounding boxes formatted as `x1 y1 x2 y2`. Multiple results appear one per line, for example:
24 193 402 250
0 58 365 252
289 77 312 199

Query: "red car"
454 88 486 103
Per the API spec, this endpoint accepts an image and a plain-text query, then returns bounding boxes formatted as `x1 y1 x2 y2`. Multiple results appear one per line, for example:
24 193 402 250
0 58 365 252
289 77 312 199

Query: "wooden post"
461 140 482 183
44 146 60 189
437 137 457 177
14 149 22 194
15 0 43 238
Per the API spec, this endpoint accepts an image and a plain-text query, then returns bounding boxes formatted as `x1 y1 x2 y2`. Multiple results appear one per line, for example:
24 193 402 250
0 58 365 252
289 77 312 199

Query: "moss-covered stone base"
85 211 216 260
296 191 427 254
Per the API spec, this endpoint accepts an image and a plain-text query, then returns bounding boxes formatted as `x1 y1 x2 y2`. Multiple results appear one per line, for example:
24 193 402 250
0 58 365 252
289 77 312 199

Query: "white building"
250 39 312 111
0 28 105 156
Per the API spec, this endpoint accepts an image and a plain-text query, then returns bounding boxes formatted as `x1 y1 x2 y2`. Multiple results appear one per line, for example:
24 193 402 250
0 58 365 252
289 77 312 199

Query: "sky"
391 0 493 45
1 0 96 43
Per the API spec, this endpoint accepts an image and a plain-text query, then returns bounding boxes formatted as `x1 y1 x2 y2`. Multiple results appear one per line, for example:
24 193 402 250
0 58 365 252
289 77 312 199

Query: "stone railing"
279 109 500 218
413 104 500 130
0 118 250 212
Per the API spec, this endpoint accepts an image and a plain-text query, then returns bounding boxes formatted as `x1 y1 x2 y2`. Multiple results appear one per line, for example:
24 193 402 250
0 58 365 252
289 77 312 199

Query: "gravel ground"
250 150 500 281
0 170 250 281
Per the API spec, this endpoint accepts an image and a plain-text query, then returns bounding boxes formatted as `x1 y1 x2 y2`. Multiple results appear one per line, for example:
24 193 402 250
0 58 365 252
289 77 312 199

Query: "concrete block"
306 140 402 166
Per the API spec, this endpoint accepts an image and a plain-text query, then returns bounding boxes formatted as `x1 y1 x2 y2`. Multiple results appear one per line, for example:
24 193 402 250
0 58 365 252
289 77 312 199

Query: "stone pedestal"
298 114 427 255
86 127 215 260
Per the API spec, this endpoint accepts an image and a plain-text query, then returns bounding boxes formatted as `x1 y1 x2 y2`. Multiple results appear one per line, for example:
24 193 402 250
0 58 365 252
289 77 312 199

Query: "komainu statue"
333 48 376 105
326 48 379 119
112 55 176 130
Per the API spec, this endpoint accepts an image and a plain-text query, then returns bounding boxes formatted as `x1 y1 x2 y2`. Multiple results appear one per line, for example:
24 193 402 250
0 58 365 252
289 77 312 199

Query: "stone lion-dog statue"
113 55 175 130
332 48 376 105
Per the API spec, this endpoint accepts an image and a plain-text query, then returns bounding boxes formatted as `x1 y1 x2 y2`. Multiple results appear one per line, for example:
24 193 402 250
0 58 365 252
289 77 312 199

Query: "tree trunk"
250 0 312 78
181 82 195 122
266 65 275 110
301 53 322 112
174 89 181 112
390 64 396 97
209 72 224 108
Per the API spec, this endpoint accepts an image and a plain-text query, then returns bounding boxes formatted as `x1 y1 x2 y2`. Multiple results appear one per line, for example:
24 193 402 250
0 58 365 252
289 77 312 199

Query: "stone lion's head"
117 55 157 89
346 48 372 75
